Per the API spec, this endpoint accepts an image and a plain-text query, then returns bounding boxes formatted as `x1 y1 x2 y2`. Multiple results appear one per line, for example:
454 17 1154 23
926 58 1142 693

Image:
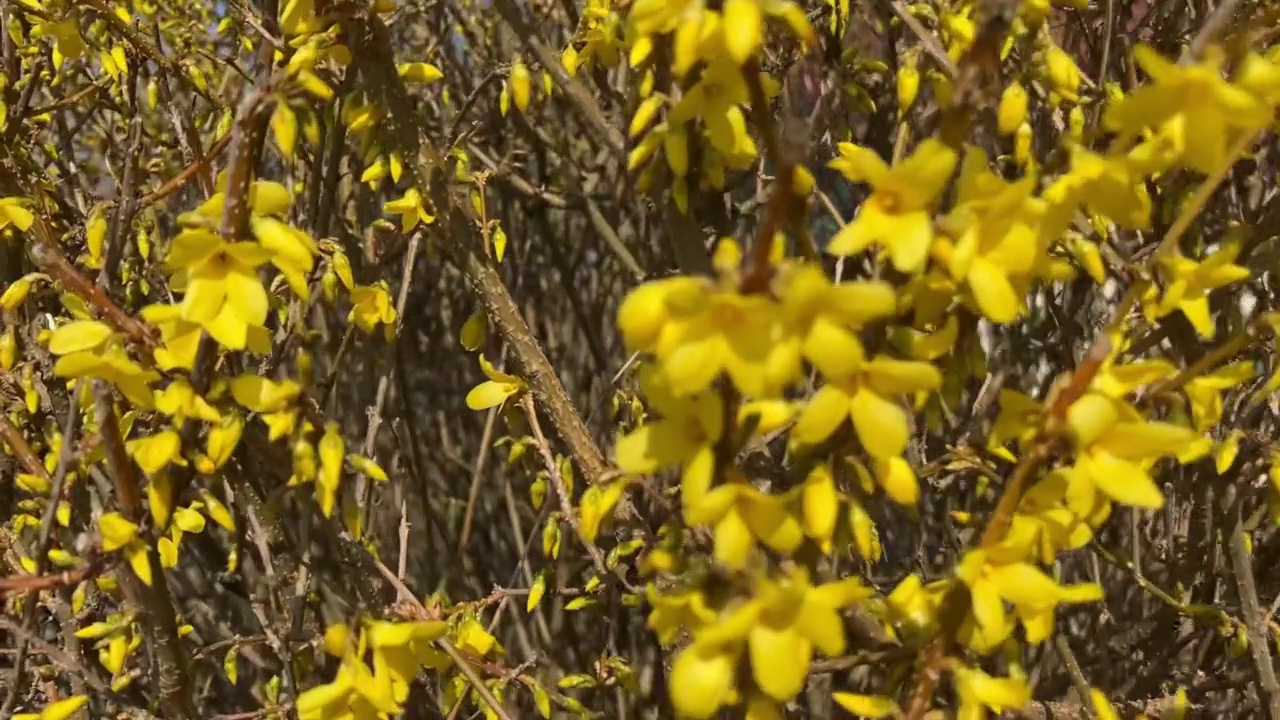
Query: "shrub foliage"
4 0 1280 719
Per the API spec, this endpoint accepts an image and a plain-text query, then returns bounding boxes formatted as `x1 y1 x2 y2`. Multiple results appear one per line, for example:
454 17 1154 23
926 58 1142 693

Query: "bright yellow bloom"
383 187 435 233
936 149 1046 323
0 197 35 231
617 276 800 398
464 354 525 410
775 264 896 379
667 58 757 161
827 139 957 272
665 568 870 717
1144 242 1250 340
164 229 273 351
1065 393 1198 511
1104 45 1272 174
956 549 1102 652
952 666 1032 720
615 368 723 510
348 282 398 335
792 356 941 459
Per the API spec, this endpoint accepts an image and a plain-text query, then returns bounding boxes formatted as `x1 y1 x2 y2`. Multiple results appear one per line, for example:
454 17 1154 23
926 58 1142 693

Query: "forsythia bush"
4 0 1280 718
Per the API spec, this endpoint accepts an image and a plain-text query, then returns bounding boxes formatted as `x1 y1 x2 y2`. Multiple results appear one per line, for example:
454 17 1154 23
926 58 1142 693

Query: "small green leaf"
557 674 596 690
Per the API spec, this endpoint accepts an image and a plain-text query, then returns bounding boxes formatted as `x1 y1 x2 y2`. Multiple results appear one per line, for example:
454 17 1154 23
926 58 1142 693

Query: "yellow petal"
714 509 754 570
158 536 179 568
126 431 181 476
39 695 89 720
397 62 444 83
1094 421 1197 461
791 384 851 446
669 644 736 720
850 387 908 459
48 320 114 355
801 465 838 543
99 512 138 552
128 545 153 586
987 562 1061 607
748 623 810 701
1082 451 1164 508
723 0 763 64
803 317 864 379
968 257 1019 323
465 380 519 410
833 693 899 718
875 456 919 505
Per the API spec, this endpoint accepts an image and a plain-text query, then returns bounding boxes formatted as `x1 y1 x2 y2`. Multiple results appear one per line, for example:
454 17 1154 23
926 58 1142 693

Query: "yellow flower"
775 264 896 379
684 476 805 569
367 619 450 703
383 187 434 233
937 149 1046 323
296 653 401 720
827 139 957 272
952 666 1032 719
397 62 444 84
1065 393 1198 511
464 354 526 410
164 229 274 351
668 636 741 719
1184 361 1253 432
619 274 799 398
721 0 814 64
956 550 1102 652
615 368 723 510
1145 242 1250 340
647 587 719 643
348 282 397 335
993 471 1098 565
47 323 161 410
155 378 221 423
665 568 870 716
792 356 941 459
745 569 870 702
98 513 155 587
0 197 35 231
885 574 950 636
1041 146 1152 237
565 0 624 75
31 20 85 70
1104 45 1272 174
1044 44 1082 104
667 58 757 160
508 60 533 112
13 694 89 720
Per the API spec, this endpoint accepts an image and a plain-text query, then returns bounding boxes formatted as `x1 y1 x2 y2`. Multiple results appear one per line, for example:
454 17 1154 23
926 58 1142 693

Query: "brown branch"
0 414 49 480
905 332 1113 720
98 117 144 292
28 235 157 348
1227 509 1280 718
354 12 620 499
94 383 196 720
138 128 234 210
0 554 115 598
518 393 622 588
